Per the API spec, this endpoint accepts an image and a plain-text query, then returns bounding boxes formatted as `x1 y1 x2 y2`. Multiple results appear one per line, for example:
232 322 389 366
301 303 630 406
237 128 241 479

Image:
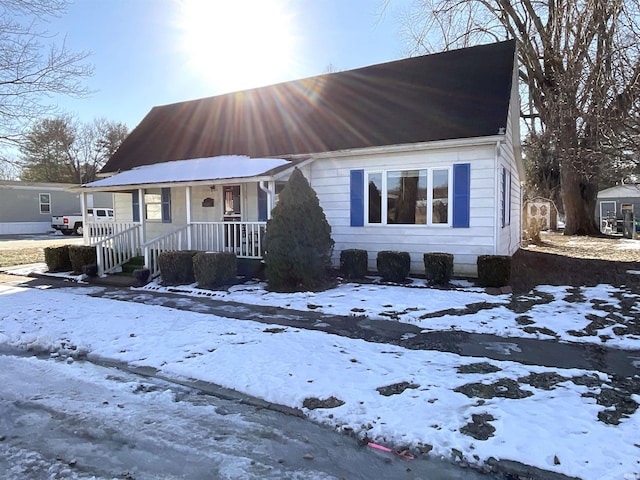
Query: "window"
144 188 171 222
432 169 449 224
144 189 162 220
501 167 511 227
39 193 51 214
366 168 450 226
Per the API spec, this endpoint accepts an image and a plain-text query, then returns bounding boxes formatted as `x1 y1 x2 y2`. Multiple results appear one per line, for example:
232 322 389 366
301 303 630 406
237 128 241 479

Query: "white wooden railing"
95 224 142 276
85 221 140 245
88 221 267 279
141 222 266 278
142 225 190 277
189 222 266 258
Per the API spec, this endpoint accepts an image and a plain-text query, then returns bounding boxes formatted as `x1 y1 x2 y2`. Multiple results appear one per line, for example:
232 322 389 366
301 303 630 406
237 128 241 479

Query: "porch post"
268 180 275 219
80 190 88 245
186 186 192 249
138 188 145 244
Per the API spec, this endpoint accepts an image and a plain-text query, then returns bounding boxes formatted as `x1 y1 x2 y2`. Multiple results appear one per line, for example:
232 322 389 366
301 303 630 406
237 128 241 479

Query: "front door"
599 201 616 233
223 185 241 221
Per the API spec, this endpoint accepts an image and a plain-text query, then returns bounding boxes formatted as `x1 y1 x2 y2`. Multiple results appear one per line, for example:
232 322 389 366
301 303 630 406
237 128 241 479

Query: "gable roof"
102 40 516 174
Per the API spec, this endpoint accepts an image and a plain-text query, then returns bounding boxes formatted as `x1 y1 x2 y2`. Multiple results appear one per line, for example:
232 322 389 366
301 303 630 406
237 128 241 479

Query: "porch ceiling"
82 155 291 190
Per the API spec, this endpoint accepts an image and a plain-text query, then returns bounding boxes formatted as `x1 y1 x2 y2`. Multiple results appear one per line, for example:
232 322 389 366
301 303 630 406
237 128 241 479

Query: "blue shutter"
161 188 171 223
452 163 470 228
350 170 364 227
132 190 140 222
257 185 267 221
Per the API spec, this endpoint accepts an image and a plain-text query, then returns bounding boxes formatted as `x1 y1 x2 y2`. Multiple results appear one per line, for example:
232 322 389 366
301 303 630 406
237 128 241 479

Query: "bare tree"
20 115 128 183
397 0 640 235
0 0 92 167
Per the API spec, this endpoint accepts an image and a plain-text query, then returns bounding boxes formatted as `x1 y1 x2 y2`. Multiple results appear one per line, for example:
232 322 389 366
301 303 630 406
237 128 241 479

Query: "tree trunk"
560 160 599 235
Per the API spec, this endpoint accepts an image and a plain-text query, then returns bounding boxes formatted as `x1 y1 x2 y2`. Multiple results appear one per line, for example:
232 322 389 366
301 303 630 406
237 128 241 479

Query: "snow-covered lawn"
1 278 639 480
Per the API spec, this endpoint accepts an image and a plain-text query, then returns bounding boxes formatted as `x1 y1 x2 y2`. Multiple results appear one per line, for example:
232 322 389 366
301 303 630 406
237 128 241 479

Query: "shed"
597 184 640 234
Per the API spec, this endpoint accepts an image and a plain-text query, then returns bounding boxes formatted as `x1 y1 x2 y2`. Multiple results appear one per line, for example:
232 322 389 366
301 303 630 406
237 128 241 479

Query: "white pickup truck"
51 208 114 236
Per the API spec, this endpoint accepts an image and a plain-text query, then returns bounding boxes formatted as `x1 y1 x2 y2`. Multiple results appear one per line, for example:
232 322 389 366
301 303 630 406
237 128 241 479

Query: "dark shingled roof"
102 40 516 174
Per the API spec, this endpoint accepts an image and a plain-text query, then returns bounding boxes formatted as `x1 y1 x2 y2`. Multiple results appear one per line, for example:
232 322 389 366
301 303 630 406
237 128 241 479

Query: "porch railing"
141 222 266 278
85 221 140 245
189 222 266 257
95 224 142 276
142 225 190 278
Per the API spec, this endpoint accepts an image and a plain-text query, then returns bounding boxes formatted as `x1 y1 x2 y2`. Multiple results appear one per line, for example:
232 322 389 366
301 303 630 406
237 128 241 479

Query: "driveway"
0 352 491 480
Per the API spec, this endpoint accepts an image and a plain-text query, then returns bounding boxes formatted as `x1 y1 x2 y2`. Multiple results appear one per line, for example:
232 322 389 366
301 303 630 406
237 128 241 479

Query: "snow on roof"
84 156 291 189
598 184 640 198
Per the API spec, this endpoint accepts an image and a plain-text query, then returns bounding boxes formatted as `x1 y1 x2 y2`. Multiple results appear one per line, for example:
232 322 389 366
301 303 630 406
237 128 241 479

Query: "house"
597 184 640 235
0 181 112 235
80 40 524 278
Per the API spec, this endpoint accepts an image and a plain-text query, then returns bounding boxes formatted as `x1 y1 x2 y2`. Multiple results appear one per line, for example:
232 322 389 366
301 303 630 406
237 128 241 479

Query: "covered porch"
79 156 299 277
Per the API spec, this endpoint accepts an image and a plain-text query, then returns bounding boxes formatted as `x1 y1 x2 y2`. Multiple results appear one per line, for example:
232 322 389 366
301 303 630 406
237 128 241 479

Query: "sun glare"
177 0 299 93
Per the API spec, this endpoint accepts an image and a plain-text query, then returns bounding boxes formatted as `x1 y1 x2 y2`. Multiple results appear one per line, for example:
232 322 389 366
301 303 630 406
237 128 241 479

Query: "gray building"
0 181 113 234
597 184 640 234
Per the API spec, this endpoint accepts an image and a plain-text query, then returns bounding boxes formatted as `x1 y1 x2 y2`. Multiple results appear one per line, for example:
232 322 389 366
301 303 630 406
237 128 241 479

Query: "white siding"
113 193 133 222
309 144 500 277
497 71 523 257
191 185 223 222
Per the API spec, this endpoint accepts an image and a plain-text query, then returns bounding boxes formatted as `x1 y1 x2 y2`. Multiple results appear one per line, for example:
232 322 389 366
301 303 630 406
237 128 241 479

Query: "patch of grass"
0 248 44 268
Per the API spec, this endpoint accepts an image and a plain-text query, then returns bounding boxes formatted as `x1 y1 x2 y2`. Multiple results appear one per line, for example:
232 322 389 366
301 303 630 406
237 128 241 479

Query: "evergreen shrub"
477 255 511 287
193 252 237 289
68 245 97 274
44 245 72 272
263 168 335 291
376 251 410 282
340 249 368 279
158 250 200 285
423 252 454 286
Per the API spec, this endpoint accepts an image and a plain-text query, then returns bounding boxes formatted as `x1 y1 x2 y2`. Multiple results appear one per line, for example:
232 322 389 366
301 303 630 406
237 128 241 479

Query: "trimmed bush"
477 255 511 287
340 249 368 279
44 245 72 272
376 251 410 283
263 168 335 291
158 250 200 285
68 245 97 274
423 252 454 286
133 268 151 286
193 252 237 289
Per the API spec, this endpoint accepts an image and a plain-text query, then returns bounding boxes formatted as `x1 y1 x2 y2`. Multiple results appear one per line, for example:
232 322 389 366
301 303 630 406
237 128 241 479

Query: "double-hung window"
366 168 451 226
143 188 171 223
39 193 51 214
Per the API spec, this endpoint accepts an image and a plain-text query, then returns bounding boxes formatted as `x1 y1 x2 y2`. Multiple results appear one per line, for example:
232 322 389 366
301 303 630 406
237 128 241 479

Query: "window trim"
365 167 452 227
39 193 51 215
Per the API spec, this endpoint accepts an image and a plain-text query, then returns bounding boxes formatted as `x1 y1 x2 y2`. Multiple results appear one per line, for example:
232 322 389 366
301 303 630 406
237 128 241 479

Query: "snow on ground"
140 278 640 350
0 282 639 480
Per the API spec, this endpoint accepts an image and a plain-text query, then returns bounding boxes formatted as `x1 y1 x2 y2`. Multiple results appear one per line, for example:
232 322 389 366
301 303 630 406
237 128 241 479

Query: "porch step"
121 256 145 274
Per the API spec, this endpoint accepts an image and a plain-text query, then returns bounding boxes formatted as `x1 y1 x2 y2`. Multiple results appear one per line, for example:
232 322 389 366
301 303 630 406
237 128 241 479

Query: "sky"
1 266 640 478
46 0 414 130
